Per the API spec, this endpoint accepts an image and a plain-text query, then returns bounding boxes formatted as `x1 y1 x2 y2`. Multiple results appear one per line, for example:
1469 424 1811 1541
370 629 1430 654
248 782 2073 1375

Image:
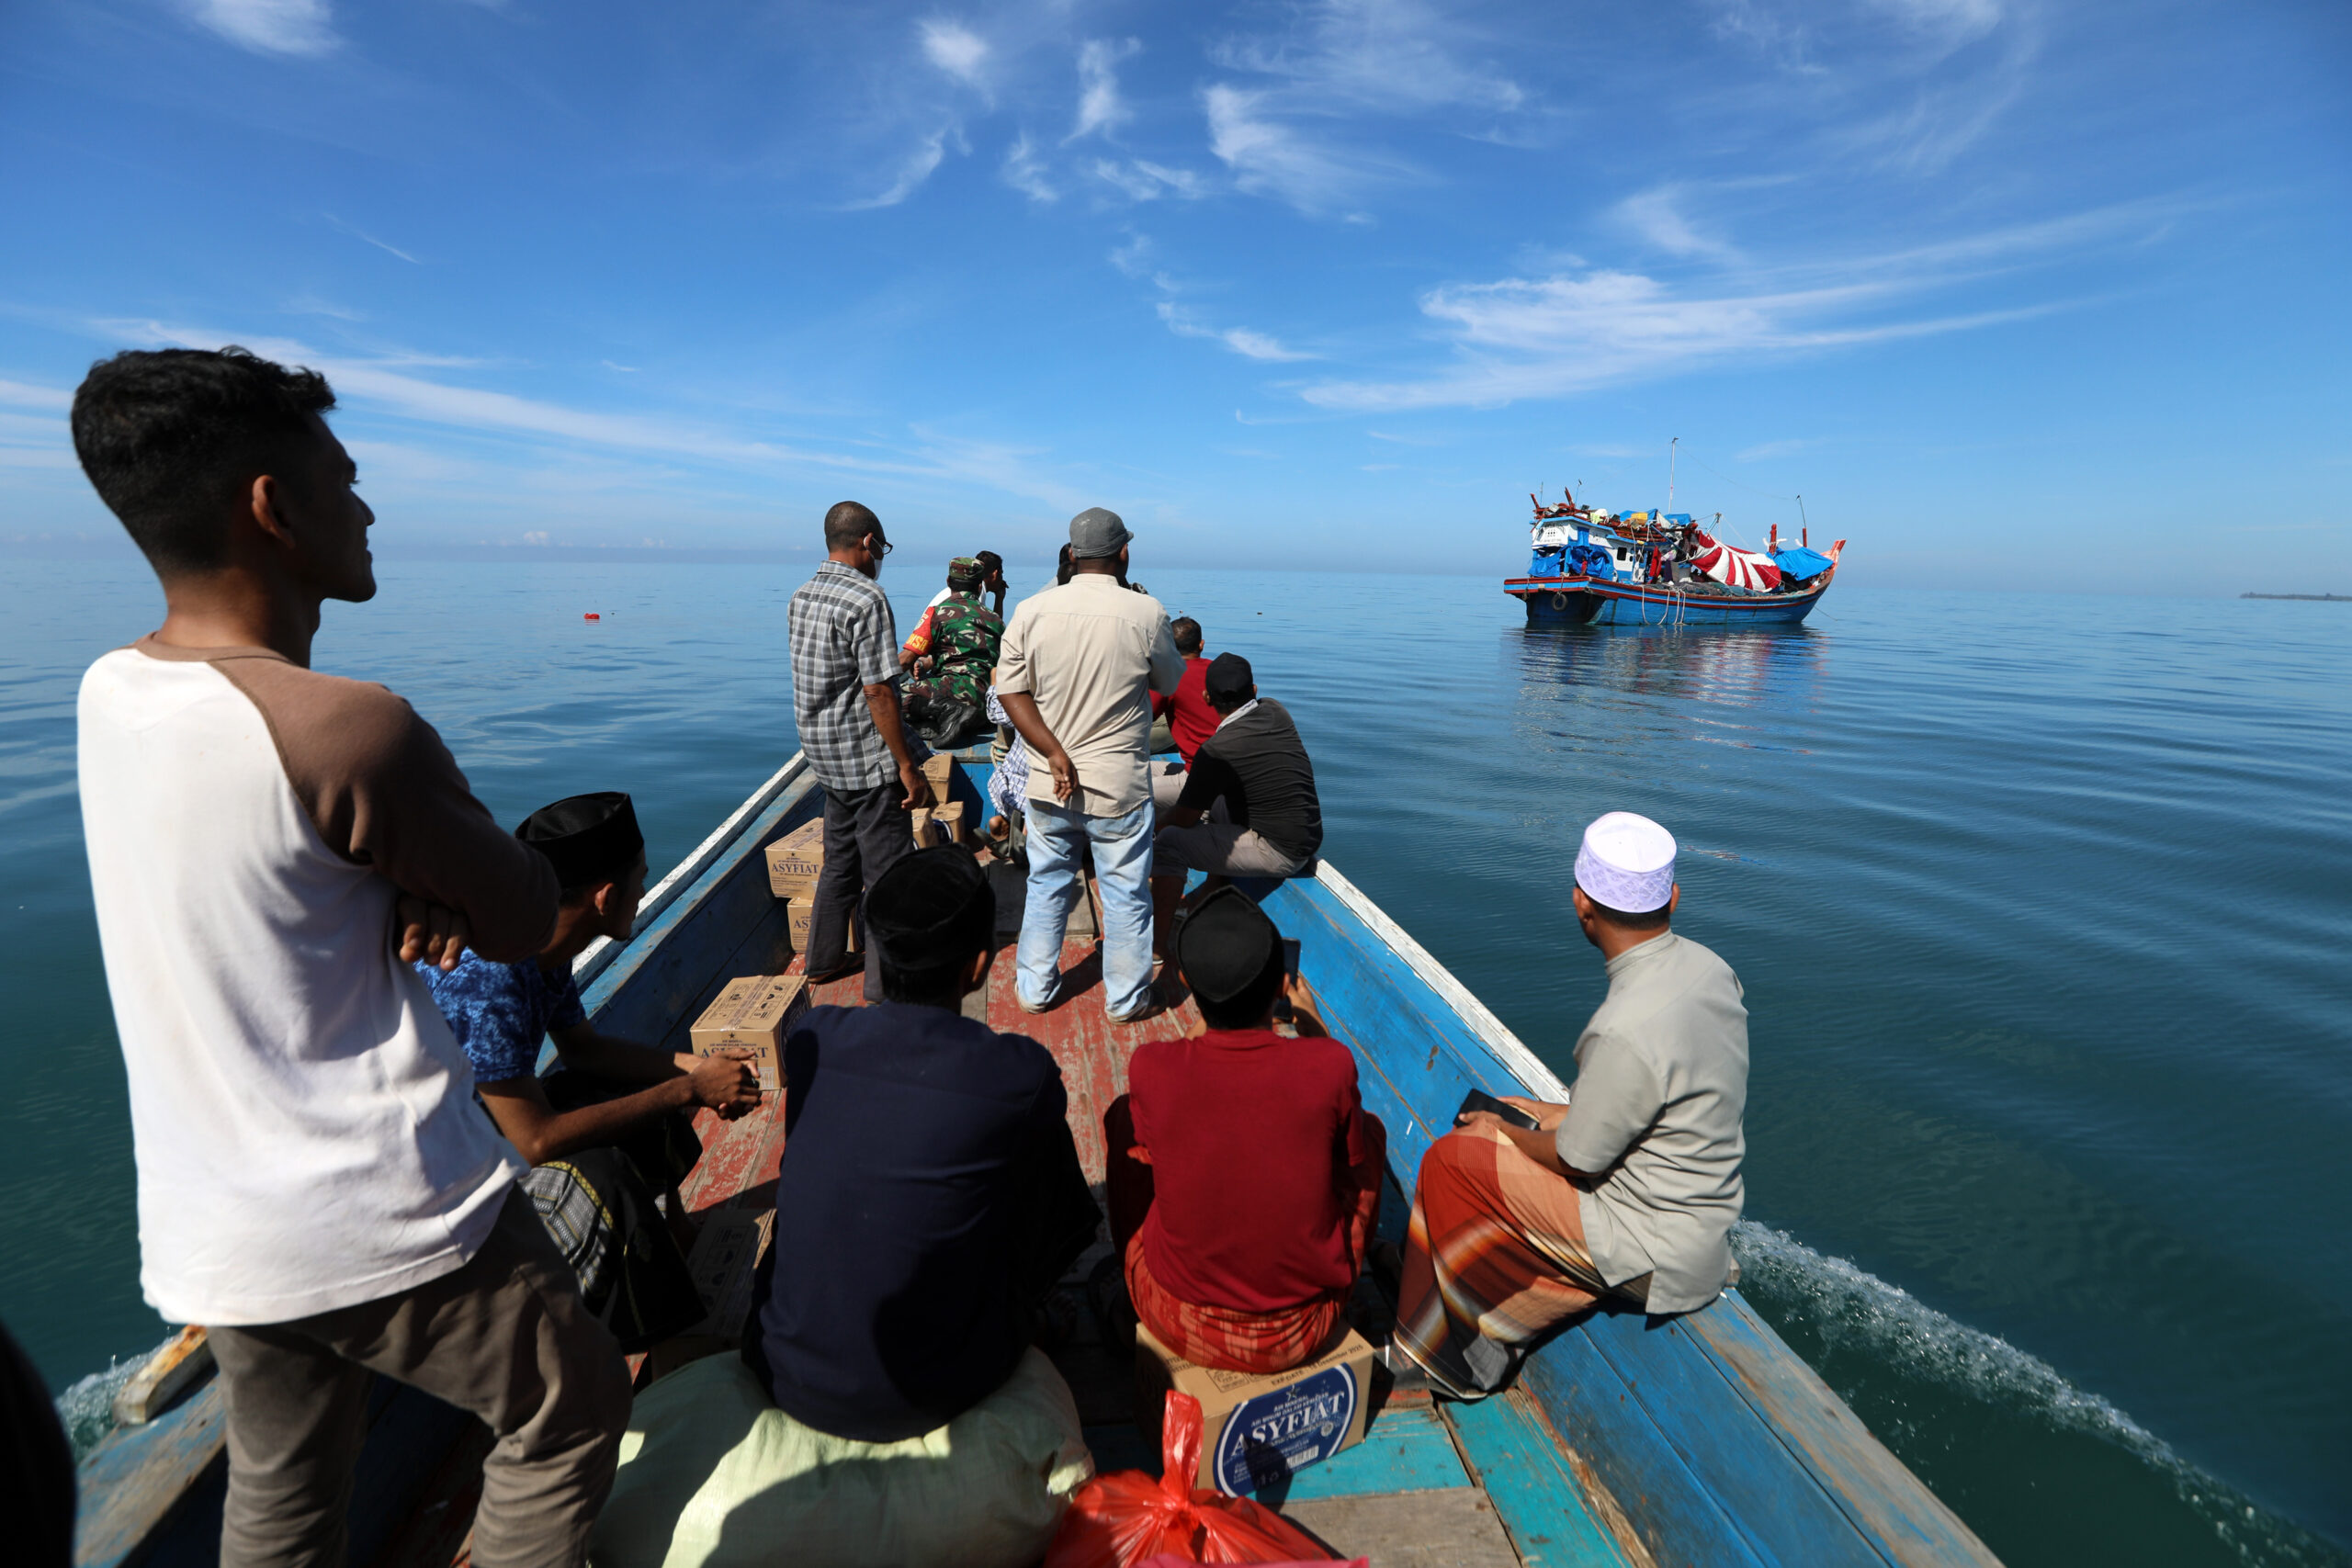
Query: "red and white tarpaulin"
1686 529 1782 592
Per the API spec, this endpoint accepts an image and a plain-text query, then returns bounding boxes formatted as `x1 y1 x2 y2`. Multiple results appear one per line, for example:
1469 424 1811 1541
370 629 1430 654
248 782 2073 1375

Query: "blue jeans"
1017 796 1156 1017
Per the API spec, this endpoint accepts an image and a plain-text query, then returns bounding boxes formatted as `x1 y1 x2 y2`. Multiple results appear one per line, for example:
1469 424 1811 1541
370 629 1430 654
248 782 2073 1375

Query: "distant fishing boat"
1507 491 1845 626
76 745 1988 1567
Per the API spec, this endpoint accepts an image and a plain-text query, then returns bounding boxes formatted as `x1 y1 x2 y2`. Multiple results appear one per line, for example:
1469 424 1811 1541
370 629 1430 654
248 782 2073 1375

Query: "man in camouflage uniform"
899 557 1004 743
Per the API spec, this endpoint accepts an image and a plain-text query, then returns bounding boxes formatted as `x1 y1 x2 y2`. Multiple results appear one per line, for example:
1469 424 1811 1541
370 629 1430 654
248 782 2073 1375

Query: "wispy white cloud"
601 360 639 374
1091 159 1204 202
1214 0 1525 114
920 18 990 88
1069 39 1140 142
323 214 420 264
1305 265 2059 411
1615 186 1739 261
1295 197 2169 412
847 130 952 210
95 319 1095 512
0 378 73 411
284 293 366 321
189 0 337 58
1204 85 1396 217
1704 0 2035 172
1200 0 1531 215
1002 134 1057 202
1107 231 1155 279
1157 302 1315 362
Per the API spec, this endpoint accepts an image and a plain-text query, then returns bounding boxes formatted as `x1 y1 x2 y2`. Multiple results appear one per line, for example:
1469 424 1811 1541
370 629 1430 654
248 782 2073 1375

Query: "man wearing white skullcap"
1391 811 1750 1400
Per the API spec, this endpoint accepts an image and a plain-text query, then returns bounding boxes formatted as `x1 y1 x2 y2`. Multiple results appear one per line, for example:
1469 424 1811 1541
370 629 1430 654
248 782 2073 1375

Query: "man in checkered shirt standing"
788 501 933 1000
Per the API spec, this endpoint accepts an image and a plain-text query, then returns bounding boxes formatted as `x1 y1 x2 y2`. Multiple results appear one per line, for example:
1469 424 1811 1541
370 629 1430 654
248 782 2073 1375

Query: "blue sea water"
2 557 2346 1565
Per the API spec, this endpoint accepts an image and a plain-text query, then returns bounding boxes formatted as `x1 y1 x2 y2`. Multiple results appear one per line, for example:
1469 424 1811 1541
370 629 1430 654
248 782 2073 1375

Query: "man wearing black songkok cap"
747 848 1100 1471
420 792 763 1350
1102 888 1385 1375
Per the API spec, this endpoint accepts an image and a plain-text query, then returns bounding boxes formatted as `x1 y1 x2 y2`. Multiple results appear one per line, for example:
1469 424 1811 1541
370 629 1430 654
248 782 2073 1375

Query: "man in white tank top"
71 346 629 1568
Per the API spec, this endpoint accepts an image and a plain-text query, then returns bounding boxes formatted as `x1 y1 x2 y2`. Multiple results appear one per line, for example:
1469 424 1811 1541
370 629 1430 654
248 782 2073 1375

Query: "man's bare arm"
477 1055 760 1165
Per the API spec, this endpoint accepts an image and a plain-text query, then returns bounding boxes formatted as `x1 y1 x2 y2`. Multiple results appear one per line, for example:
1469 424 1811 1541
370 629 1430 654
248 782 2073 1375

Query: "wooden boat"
1509 502 1843 627
75 747 1996 1568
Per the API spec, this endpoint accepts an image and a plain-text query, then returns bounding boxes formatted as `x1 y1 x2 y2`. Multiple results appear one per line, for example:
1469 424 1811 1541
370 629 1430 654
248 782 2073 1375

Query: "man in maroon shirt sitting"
1103 888 1386 1372
1149 616 1216 813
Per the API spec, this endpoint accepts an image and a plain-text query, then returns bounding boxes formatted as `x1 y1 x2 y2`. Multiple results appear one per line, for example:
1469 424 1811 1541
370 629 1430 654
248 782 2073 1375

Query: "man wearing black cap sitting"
1150 651 1323 951
420 792 763 1350
740 849 1099 1543
1104 888 1385 1373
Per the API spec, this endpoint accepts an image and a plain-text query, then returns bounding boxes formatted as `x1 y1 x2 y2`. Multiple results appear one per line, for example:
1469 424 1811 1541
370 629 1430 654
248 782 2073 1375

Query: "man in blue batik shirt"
421 791 763 1350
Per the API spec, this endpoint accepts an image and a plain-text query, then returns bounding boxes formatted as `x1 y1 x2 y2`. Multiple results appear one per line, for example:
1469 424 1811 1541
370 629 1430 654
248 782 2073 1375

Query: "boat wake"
1731 1223 2348 1567
55 1351 145 1461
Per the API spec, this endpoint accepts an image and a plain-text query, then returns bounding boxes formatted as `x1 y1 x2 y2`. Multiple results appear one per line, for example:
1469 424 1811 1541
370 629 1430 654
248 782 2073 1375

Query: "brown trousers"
209 1188 632 1568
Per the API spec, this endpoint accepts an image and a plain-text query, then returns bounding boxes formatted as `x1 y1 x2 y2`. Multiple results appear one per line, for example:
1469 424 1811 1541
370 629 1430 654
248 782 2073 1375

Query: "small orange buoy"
583 613 601 620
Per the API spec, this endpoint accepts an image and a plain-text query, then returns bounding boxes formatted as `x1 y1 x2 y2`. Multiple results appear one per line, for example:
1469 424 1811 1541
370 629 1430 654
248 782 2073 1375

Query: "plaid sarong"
1125 1234 1343 1376
1393 1125 1613 1400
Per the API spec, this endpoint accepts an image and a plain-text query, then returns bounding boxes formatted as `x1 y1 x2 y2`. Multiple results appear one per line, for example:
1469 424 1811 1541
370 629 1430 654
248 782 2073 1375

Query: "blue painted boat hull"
1508 570 1834 626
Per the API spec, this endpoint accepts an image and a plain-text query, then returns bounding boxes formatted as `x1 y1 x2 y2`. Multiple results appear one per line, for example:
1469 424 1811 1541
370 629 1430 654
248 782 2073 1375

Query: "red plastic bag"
1046 1393 1363 1568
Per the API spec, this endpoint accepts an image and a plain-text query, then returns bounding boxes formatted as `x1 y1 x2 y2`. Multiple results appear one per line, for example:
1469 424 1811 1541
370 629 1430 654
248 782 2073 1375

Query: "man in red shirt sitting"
1149 616 1216 812
1103 888 1387 1372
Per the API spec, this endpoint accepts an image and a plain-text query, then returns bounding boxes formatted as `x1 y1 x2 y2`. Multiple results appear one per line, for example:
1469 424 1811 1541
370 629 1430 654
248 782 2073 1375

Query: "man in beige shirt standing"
995 508 1184 1021
1393 810 1749 1398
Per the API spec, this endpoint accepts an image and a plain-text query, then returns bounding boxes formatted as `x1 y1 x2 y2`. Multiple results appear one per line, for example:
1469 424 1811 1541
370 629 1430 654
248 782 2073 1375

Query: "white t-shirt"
78 639 558 1325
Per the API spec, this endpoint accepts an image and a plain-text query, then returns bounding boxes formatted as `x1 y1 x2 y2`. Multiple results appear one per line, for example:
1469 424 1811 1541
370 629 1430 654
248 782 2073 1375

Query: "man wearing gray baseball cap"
995 507 1185 1022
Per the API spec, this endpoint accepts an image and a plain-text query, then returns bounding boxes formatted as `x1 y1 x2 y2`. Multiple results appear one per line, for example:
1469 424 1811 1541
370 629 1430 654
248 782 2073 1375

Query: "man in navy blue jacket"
746 848 1099 1442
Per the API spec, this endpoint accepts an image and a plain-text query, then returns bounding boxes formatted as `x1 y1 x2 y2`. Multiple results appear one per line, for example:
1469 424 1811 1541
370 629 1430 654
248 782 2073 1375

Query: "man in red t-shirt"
1104 888 1386 1373
1149 617 1217 812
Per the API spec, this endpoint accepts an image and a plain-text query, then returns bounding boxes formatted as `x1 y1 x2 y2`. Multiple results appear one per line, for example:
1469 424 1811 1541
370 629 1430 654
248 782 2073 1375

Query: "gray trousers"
810 779 917 1001
209 1189 631 1568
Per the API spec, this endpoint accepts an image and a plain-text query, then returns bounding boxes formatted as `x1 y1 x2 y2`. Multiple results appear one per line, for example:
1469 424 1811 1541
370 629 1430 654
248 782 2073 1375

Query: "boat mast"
1668 436 1678 510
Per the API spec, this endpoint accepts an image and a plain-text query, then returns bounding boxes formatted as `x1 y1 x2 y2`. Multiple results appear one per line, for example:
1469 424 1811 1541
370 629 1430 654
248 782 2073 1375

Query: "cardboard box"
1135 1322 1377 1496
786 896 855 957
932 800 967 845
684 1205 775 1342
687 975 808 1093
910 807 941 849
765 819 824 900
922 753 955 795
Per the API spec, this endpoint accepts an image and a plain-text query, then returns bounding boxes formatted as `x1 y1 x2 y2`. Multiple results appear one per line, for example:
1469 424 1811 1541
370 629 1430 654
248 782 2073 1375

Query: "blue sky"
1 0 2346 590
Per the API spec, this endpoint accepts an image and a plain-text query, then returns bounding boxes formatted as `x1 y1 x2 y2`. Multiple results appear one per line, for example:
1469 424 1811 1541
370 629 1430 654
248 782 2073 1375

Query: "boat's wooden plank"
571 756 809 995
1283 1486 1524 1568
1560 1307 1887 1568
74 1380 227 1568
1293 865 1570 1103
1273 1404 1471 1502
980 936 1194 1184
1444 1389 1634 1568
1678 1293 2000 1568
1517 1342 1767 1568
573 781 818 1056
1261 876 1512 1174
